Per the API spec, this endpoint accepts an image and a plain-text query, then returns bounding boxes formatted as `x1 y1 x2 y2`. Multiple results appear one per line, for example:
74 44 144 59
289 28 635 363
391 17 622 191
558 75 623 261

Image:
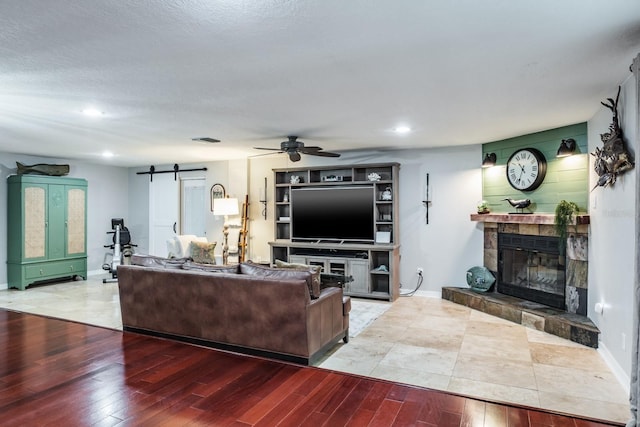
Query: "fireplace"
498 233 565 309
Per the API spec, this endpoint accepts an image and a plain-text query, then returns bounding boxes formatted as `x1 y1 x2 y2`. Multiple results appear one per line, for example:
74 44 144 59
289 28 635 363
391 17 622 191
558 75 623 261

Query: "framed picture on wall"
210 183 226 211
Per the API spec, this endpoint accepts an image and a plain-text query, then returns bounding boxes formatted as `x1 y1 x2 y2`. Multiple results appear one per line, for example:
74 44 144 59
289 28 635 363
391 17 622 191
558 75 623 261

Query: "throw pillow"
274 259 322 297
189 241 217 264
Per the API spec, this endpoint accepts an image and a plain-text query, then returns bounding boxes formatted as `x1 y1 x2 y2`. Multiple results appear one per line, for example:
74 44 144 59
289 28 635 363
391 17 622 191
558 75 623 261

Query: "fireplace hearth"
498 233 565 309
443 213 596 347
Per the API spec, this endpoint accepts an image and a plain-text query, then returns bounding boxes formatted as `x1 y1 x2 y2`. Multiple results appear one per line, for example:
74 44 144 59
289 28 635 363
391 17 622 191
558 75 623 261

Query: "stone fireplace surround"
442 213 598 348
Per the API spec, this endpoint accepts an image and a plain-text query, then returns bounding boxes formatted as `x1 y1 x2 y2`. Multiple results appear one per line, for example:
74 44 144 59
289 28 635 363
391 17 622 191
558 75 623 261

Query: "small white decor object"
375 231 391 243
367 172 381 181
290 175 300 184
380 187 392 201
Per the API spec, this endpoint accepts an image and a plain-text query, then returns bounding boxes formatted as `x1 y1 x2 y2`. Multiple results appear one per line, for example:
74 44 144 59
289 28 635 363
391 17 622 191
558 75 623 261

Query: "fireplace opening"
498 233 565 309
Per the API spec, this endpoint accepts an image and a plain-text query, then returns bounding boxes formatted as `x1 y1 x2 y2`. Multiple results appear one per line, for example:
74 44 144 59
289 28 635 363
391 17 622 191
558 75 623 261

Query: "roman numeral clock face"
506 148 547 191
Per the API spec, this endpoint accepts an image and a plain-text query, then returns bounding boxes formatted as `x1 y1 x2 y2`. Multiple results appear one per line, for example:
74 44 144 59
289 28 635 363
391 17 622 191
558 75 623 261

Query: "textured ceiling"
1 0 639 167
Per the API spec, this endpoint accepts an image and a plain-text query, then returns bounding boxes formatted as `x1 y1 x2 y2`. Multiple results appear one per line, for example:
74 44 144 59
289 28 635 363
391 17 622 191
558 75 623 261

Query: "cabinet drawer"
25 259 87 279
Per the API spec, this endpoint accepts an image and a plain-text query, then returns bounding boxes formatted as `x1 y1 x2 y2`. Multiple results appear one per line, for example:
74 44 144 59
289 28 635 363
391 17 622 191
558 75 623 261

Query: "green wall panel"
482 123 588 214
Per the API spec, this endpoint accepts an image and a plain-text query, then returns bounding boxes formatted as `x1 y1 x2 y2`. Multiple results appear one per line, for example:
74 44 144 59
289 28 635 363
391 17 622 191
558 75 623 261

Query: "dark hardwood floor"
0 308 623 426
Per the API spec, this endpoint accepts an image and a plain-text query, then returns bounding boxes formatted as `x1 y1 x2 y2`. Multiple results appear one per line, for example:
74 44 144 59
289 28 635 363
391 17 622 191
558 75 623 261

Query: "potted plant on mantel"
554 200 580 254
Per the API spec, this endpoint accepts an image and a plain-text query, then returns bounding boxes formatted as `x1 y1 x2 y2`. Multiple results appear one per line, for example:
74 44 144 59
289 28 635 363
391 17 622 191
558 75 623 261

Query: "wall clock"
505 148 547 191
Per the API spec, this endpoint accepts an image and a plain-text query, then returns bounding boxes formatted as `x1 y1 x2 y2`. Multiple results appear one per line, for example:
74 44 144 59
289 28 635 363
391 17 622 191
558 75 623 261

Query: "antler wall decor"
591 86 635 190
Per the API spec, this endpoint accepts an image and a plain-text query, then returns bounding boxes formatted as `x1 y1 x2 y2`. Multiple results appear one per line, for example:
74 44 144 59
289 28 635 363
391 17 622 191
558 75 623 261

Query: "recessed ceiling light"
81 107 104 117
393 126 411 134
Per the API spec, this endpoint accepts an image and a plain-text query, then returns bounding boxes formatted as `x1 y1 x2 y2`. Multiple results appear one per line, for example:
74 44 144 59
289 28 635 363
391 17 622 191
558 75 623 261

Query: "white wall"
588 72 637 380
0 153 129 286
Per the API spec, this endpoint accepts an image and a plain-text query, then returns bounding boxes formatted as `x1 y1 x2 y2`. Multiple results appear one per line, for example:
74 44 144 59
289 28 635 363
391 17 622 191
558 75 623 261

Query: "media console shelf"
270 163 400 301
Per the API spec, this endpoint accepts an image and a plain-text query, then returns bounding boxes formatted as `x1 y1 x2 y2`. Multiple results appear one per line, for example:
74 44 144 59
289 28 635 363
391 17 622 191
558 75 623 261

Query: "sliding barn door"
149 174 179 257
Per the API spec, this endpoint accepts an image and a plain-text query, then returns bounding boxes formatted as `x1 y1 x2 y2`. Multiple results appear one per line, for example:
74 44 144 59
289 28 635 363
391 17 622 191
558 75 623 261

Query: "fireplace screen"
498 234 565 309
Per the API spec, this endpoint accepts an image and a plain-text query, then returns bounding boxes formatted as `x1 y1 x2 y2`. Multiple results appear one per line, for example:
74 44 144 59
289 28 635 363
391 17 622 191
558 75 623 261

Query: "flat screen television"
291 186 375 243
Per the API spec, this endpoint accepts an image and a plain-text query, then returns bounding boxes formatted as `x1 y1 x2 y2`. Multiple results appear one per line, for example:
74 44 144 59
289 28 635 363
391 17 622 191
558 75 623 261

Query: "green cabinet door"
21 183 48 261
65 185 87 257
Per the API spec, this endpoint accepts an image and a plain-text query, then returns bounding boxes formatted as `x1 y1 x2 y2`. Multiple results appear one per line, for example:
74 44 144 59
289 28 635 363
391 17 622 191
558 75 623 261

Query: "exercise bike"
102 218 136 283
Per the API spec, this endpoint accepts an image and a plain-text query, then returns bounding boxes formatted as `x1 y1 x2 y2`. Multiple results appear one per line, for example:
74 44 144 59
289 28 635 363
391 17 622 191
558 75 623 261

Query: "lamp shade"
213 197 239 216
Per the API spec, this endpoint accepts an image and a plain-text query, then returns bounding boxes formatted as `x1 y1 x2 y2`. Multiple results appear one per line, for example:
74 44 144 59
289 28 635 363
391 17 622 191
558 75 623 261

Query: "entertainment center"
269 163 400 301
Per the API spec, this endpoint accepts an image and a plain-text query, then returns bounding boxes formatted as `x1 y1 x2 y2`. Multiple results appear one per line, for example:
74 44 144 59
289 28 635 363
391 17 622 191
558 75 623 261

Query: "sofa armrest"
307 287 348 352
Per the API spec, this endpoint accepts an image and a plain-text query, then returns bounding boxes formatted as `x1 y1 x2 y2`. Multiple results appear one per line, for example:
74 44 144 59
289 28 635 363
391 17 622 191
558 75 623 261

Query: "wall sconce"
482 153 497 168
557 138 576 157
259 177 268 220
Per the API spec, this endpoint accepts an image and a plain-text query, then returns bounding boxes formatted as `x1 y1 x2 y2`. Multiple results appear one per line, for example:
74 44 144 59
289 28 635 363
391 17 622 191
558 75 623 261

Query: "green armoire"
7 175 88 290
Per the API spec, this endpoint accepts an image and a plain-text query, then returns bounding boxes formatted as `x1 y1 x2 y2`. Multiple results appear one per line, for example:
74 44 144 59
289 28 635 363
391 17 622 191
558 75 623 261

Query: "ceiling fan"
253 136 341 162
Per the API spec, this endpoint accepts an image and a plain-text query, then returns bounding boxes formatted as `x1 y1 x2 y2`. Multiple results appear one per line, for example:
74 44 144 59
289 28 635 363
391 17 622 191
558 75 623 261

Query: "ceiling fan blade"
306 150 341 158
253 147 284 151
288 152 302 162
298 146 323 153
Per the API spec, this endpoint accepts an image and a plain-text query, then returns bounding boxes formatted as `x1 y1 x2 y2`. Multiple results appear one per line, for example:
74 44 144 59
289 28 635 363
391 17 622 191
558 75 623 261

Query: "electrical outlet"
416 267 423 275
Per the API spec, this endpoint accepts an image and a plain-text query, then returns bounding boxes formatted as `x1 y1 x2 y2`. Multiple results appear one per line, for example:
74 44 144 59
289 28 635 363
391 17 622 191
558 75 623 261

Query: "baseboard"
0 283 7 291
597 340 630 395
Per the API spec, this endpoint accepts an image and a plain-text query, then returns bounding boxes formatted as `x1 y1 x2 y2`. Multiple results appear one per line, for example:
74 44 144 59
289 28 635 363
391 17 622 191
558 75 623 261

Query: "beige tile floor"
0 275 630 423
319 293 631 424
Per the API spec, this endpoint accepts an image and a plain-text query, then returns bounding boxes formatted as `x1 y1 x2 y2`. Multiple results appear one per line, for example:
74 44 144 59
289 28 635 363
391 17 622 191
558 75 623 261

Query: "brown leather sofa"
117 260 350 365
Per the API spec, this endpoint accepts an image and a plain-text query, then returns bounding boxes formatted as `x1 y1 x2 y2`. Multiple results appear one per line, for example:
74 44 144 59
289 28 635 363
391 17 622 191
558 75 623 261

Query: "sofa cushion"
275 259 322 297
239 262 319 299
182 261 239 274
130 254 189 268
190 241 217 264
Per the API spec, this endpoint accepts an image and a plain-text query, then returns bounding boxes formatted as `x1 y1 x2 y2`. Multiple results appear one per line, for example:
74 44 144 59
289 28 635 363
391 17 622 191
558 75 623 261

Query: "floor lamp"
213 197 239 265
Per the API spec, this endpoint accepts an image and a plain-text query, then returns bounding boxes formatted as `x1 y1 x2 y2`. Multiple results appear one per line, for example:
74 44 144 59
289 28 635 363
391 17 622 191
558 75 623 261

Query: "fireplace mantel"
470 213 590 225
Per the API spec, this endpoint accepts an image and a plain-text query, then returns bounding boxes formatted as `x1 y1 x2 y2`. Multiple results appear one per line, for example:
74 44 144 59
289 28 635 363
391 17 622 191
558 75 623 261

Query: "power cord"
400 271 424 297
